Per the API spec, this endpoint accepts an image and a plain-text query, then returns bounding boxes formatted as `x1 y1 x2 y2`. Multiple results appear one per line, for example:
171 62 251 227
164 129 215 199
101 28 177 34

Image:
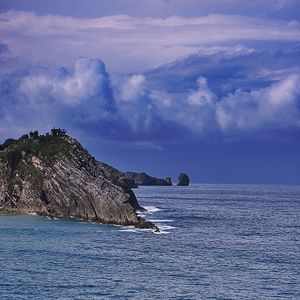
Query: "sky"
1 0 300 184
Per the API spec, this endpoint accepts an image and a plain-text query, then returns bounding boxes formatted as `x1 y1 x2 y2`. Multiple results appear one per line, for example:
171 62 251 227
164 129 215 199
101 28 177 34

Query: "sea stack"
177 173 190 186
0 129 158 231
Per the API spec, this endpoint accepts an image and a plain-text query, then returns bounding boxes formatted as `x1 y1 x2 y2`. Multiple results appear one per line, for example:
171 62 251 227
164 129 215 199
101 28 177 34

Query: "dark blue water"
0 184 299 299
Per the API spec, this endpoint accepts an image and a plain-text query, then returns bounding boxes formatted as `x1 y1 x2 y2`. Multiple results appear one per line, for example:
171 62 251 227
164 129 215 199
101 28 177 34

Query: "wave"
153 229 170 235
120 205 176 234
142 206 161 213
148 219 174 223
119 219 176 234
157 224 176 231
120 226 154 234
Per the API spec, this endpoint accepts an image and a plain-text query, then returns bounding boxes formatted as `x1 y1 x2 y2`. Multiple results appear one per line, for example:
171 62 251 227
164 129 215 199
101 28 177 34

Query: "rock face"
0 131 158 231
177 173 190 186
121 172 172 187
122 178 138 189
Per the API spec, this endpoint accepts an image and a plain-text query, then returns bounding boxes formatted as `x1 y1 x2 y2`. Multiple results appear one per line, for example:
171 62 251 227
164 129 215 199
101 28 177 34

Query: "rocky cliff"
121 172 172 187
0 131 158 231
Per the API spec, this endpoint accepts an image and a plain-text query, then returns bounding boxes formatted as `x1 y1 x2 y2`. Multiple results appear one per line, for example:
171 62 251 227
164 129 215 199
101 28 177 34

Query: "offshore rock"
0 131 158 231
121 172 173 186
177 173 190 186
164 177 172 185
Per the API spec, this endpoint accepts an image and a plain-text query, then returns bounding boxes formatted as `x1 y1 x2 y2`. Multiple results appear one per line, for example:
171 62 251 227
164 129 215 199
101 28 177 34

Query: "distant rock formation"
164 177 172 185
0 130 158 231
121 172 173 187
177 173 190 186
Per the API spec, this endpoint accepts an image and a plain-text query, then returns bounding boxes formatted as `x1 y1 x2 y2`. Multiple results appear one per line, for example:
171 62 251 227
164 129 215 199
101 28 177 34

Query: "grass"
0 133 74 171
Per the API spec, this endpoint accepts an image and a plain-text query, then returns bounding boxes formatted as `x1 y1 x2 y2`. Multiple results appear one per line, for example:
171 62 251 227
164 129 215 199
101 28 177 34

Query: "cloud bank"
1 10 300 72
0 10 300 145
1 57 300 143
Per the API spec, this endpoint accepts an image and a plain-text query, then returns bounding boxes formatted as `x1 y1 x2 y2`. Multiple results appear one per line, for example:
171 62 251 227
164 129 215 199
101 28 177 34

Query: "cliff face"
0 133 158 231
121 172 172 187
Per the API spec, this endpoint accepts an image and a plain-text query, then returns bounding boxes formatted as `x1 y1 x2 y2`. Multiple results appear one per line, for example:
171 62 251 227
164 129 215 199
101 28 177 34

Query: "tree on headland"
19 134 29 141
29 131 39 139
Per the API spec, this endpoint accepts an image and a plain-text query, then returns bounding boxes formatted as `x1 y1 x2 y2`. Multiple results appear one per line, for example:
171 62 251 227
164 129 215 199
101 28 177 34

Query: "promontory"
0 129 158 231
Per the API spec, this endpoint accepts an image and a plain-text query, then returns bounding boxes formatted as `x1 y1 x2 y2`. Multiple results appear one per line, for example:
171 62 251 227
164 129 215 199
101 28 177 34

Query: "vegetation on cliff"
0 129 158 231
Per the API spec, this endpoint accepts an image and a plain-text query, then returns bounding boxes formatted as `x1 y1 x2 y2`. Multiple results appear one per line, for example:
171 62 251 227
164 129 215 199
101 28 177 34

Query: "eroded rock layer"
0 132 158 231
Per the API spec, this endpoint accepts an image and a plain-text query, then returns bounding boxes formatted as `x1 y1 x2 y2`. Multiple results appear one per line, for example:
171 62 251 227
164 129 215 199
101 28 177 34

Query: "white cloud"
143 76 217 134
216 74 300 131
19 57 114 110
187 77 215 107
0 58 117 140
1 56 300 143
195 45 256 59
118 74 146 102
1 11 300 72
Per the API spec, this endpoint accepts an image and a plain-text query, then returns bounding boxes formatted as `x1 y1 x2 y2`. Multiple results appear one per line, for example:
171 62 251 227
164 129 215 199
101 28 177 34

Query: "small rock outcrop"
121 172 173 187
177 173 190 186
0 130 158 231
164 177 172 186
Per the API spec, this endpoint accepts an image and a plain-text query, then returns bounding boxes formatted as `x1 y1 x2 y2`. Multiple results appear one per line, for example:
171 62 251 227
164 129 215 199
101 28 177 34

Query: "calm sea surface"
0 184 299 299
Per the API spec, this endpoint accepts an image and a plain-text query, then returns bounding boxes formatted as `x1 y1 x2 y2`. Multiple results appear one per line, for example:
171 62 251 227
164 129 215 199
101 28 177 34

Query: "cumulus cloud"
0 58 118 138
1 56 300 144
216 74 300 132
115 70 300 137
19 57 115 118
147 43 300 100
118 74 146 102
171 77 217 133
115 74 216 135
187 77 215 107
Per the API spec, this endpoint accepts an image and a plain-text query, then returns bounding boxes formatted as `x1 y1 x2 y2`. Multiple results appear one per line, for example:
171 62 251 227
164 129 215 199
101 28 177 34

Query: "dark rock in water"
177 173 190 186
121 172 172 186
164 177 172 185
0 130 158 231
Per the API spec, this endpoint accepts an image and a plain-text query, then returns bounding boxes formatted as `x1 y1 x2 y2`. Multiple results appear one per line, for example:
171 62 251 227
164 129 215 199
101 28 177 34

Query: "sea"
0 184 299 300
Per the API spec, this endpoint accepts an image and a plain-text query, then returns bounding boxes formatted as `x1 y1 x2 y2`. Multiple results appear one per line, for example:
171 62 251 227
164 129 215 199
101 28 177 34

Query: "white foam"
158 225 176 231
142 206 161 213
151 223 177 234
154 230 170 235
122 205 175 234
119 221 176 234
27 213 37 215
120 226 154 234
120 228 139 233
47 216 59 220
148 219 174 223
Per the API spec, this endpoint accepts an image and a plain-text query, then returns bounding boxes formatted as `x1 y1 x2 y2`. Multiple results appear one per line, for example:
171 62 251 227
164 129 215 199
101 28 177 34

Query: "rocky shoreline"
0 129 159 232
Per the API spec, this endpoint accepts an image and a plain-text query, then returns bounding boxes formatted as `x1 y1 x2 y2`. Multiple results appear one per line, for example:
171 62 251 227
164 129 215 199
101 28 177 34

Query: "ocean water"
0 184 299 300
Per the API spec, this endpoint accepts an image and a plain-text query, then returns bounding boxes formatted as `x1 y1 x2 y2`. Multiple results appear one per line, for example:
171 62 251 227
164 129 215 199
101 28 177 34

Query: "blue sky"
1 0 300 183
